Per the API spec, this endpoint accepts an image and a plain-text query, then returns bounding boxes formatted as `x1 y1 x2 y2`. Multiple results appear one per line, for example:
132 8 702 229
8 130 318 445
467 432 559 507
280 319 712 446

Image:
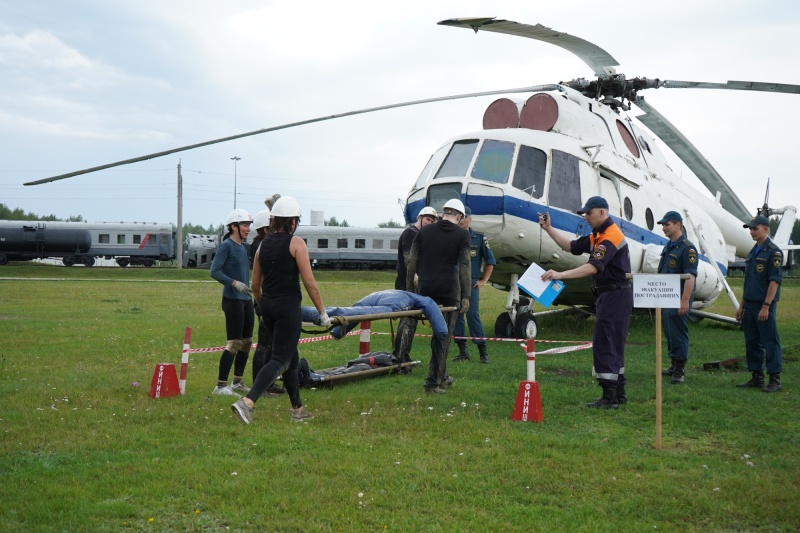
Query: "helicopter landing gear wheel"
494 313 514 338
514 311 539 339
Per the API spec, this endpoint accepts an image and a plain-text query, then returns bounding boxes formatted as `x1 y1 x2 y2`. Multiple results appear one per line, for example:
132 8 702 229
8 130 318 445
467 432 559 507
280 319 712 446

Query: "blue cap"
463 206 472 217
743 215 770 228
658 211 683 224
577 196 609 214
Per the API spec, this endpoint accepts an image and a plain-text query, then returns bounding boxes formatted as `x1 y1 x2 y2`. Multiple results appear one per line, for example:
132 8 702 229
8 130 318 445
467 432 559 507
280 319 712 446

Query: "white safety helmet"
253 209 271 230
417 206 438 219
271 196 302 218
226 208 253 226
442 198 465 216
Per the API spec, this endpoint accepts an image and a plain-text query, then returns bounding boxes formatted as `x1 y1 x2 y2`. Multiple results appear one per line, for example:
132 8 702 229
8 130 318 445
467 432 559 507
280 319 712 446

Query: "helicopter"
22 17 800 338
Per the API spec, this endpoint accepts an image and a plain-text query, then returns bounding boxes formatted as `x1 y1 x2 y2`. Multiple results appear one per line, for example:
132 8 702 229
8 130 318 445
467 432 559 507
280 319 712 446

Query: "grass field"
1 264 798 532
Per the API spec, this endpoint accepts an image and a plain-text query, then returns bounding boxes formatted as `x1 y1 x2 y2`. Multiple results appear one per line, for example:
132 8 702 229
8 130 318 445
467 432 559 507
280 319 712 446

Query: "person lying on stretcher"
301 289 448 340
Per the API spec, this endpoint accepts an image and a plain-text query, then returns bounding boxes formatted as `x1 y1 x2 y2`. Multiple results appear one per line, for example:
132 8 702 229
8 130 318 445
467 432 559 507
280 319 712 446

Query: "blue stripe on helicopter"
406 195 727 275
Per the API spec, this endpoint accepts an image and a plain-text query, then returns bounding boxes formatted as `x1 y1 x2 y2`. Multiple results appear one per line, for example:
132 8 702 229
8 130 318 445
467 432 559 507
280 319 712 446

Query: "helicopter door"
465 181 504 237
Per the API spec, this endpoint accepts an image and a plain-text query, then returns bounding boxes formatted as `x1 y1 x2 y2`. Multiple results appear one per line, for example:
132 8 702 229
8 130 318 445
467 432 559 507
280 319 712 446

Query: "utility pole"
231 156 241 209
176 160 183 269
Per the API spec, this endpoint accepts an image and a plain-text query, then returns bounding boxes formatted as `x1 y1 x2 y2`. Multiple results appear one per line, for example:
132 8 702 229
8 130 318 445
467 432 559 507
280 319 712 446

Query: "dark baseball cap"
463 206 472 217
743 214 770 228
577 196 609 214
658 211 683 224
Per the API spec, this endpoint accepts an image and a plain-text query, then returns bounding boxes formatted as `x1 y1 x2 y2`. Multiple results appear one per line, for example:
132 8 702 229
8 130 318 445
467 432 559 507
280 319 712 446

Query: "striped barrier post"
179 327 191 395
359 321 371 355
512 338 544 423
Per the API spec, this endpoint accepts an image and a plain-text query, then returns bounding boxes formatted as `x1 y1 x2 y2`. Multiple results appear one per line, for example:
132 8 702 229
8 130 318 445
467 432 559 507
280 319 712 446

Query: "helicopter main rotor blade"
439 17 620 77
657 79 800 94
24 84 557 186
634 95 751 222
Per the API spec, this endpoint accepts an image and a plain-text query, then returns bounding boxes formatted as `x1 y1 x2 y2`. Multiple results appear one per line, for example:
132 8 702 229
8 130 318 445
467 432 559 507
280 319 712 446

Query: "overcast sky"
1 0 798 229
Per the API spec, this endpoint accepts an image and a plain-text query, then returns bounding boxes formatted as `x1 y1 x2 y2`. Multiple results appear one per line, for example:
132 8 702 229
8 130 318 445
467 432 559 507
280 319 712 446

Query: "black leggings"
221 296 255 340
247 294 303 408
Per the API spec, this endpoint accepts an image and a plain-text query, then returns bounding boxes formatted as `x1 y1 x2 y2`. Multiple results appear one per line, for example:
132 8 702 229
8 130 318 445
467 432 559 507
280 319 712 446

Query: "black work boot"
616 384 627 405
452 341 470 362
478 344 490 364
671 360 686 384
662 358 676 376
762 373 781 393
586 383 619 409
736 370 765 388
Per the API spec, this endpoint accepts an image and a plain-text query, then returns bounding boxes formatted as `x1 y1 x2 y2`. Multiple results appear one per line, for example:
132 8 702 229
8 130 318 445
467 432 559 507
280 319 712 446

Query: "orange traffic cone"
148 363 181 398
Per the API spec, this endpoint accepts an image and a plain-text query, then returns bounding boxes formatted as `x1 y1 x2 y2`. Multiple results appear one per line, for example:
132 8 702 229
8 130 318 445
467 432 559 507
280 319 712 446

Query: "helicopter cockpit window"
434 140 478 180
645 208 655 231
414 145 449 190
624 197 633 221
548 150 582 212
512 145 546 199
471 139 515 184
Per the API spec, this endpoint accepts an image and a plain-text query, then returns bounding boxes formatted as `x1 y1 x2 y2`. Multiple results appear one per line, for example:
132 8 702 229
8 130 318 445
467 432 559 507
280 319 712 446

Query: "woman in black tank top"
230 197 330 424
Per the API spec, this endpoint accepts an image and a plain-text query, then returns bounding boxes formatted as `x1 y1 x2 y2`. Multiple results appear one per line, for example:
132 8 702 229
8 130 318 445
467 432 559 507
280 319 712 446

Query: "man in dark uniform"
657 211 698 384
406 198 471 394
735 214 783 393
453 206 497 364
392 206 438 369
539 196 633 409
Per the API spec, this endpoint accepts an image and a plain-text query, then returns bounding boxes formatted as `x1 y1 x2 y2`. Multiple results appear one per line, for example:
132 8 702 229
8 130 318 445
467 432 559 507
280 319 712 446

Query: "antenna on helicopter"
758 178 772 217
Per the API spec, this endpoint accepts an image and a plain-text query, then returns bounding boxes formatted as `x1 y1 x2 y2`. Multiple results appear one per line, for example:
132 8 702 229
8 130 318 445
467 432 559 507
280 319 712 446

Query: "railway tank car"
0 220 175 267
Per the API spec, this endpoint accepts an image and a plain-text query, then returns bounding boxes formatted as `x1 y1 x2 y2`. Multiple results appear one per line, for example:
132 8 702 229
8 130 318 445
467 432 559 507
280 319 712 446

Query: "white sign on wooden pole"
633 274 681 309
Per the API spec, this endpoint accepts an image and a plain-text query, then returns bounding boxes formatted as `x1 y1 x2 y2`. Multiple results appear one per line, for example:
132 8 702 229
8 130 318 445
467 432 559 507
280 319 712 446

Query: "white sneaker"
211 385 240 397
230 381 250 393
231 398 253 425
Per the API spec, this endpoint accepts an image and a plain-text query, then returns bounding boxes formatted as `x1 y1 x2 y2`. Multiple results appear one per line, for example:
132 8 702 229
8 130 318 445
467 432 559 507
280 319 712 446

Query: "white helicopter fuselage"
405 86 755 310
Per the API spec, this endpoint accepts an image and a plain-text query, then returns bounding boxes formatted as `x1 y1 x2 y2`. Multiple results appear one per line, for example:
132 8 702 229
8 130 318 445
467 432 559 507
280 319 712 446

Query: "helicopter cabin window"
337 238 348 249
512 145 546 198
548 150 582 212
645 208 655 231
434 140 478 180
372 239 384 249
133 235 141 244
99 234 110 244
616 120 640 159
470 139 515 184
117 235 126 244
317 239 328 249
624 197 633 221
355 239 366 249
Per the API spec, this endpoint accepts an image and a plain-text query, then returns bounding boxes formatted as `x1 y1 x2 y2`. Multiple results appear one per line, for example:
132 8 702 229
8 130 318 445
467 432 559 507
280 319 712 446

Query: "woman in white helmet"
210 208 255 396
231 196 329 424
248 206 287 396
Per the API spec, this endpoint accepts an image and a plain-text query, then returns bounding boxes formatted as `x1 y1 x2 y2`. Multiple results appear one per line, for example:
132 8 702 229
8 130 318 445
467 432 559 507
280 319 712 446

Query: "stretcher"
300 289 456 338
298 352 421 388
297 290 458 387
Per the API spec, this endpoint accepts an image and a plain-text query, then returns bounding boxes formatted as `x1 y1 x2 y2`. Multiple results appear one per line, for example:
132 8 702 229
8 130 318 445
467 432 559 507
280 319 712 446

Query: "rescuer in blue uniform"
539 196 633 409
735 214 783 393
657 211 698 384
452 207 497 364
